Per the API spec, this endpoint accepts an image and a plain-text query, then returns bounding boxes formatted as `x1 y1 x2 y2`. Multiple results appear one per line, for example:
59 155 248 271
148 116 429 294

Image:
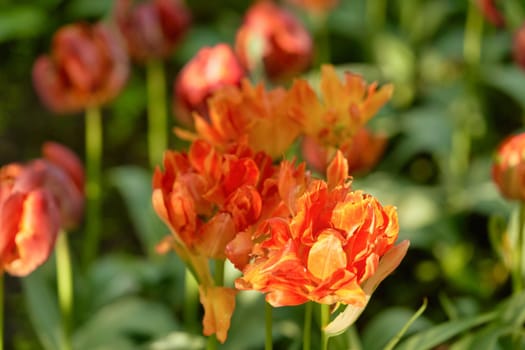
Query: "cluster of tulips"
4 0 525 349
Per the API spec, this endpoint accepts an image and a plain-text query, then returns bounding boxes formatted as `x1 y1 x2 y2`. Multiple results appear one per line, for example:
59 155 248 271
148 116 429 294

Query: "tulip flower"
291 65 393 147
152 140 278 343
173 43 246 126
235 0 313 81
32 22 129 114
234 152 407 345
176 79 303 158
114 0 191 62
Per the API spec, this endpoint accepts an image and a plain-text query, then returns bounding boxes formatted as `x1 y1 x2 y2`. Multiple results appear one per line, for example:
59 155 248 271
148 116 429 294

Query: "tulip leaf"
21 264 63 350
361 306 432 350
72 297 178 350
0 6 46 42
108 166 167 257
394 312 497 350
481 64 525 110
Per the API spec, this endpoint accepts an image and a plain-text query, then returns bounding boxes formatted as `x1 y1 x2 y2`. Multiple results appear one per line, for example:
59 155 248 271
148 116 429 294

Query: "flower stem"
303 302 312 350
56 230 73 350
366 0 387 35
463 0 483 68
184 269 199 333
311 12 330 67
265 302 273 350
83 105 102 269
513 202 525 294
146 59 168 169
320 304 330 350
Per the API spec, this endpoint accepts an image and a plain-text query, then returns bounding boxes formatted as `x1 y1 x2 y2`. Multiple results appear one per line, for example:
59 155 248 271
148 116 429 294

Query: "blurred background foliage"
2 0 525 349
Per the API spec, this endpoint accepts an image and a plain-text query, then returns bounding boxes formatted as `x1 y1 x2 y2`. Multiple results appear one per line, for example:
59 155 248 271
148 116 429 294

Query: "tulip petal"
199 285 237 343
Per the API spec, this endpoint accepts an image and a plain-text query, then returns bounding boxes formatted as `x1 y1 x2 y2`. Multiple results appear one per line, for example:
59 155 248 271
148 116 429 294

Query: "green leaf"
73 297 179 350
147 332 206 350
0 6 46 42
21 265 63 350
481 65 525 110
361 305 432 350
395 312 496 350
108 166 167 257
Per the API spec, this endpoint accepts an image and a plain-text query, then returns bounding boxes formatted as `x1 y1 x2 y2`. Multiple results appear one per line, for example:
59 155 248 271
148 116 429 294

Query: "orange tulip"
152 140 279 342
0 165 60 276
235 0 312 81
235 152 402 308
114 0 191 61
290 65 393 149
33 22 129 114
492 133 525 201
173 44 246 126
176 79 303 158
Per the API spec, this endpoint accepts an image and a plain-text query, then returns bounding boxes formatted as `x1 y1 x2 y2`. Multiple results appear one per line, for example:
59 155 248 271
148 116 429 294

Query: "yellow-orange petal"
199 285 237 343
307 229 347 280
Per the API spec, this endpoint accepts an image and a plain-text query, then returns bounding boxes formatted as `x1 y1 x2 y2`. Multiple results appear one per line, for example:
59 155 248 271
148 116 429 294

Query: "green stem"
320 304 330 350
464 0 483 68
146 59 168 169
265 302 273 350
206 332 217 350
513 202 525 294
56 230 73 350
214 259 225 286
184 269 199 333
303 302 312 350
83 105 102 269
366 0 387 35
311 12 330 67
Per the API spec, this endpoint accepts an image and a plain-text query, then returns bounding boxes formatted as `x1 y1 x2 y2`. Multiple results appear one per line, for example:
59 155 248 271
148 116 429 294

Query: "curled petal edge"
323 240 410 337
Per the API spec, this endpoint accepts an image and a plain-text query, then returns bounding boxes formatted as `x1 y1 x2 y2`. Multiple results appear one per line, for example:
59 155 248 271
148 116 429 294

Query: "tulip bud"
173 43 245 126
115 0 191 62
492 133 525 201
235 1 313 81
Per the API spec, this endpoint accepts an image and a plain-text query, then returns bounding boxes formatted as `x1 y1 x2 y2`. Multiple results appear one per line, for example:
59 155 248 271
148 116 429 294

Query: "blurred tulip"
492 133 525 201
286 0 338 14
0 183 60 276
476 0 505 27
33 22 129 114
235 0 313 81
42 141 85 195
173 43 246 125
115 0 191 62
302 128 388 175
